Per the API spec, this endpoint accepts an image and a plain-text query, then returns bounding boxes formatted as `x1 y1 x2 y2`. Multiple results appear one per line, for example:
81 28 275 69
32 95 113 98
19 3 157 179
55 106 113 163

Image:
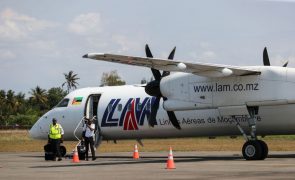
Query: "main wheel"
257 140 268 160
242 140 263 160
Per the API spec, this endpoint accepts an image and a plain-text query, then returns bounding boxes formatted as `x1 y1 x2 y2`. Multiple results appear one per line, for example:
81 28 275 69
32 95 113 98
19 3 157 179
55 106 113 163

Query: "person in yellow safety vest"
48 118 64 161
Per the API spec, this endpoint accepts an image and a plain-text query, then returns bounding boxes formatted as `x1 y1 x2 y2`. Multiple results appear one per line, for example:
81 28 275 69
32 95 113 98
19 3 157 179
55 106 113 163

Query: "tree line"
0 70 147 128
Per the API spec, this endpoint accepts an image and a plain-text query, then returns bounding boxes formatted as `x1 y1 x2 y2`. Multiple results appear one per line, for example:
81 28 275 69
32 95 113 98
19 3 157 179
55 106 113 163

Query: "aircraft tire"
60 145 66 157
257 140 268 160
242 140 263 160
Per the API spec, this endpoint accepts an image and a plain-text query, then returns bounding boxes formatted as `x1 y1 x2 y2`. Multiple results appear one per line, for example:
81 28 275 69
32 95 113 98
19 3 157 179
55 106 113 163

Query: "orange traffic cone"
72 148 80 163
133 144 140 159
166 147 175 169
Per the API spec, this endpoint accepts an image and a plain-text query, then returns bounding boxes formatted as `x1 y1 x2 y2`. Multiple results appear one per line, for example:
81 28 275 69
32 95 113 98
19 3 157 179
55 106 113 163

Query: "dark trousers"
85 136 95 159
50 139 61 159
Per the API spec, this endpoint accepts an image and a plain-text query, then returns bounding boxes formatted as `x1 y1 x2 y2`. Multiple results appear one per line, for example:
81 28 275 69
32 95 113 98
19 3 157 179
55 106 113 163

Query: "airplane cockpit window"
56 98 69 108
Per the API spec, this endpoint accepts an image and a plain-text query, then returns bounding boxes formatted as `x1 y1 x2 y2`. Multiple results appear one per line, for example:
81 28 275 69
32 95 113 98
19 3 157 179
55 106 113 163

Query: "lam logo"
101 97 156 130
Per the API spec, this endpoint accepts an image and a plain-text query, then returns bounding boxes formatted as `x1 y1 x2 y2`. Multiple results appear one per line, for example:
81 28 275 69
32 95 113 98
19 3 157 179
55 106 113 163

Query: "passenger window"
56 98 69 107
117 104 122 111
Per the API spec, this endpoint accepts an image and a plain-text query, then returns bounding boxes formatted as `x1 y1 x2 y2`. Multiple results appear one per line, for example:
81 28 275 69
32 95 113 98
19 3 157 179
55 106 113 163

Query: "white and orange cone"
72 148 80 163
166 147 175 169
133 144 140 159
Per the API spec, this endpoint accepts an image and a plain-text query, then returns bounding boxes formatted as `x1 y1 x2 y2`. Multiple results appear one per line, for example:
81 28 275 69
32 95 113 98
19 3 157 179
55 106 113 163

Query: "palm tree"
15 92 26 113
0 90 6 121
62 71 80 93
6 90 16 115
30 86 48 110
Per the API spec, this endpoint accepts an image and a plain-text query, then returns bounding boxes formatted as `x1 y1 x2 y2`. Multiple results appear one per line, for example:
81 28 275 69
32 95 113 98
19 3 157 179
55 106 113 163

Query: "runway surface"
1 151 295 180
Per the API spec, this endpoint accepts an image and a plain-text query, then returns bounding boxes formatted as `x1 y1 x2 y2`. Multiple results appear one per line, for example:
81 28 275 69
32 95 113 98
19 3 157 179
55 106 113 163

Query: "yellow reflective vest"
49 124 62 139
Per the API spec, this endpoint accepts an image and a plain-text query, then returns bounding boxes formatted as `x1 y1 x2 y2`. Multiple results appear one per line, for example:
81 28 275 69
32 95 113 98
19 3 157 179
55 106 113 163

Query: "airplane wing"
83 53 261 77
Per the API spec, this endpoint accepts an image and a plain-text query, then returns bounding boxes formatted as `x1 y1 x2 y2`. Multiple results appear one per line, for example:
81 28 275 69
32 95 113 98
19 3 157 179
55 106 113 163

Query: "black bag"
45 152 55 160
82 131 86 138
77 142 86 160
44 144 54 161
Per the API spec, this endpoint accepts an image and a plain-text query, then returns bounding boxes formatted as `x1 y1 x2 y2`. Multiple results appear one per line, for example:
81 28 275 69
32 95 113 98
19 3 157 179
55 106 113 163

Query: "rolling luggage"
77 141 86 160
44 144 55 161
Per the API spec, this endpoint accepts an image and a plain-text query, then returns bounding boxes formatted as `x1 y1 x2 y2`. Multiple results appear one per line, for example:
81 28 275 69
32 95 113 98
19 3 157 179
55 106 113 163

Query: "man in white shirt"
83 118 96 161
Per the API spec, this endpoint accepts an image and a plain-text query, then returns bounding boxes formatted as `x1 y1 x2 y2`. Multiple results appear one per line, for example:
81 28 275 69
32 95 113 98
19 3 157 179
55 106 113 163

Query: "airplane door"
84 94 102 147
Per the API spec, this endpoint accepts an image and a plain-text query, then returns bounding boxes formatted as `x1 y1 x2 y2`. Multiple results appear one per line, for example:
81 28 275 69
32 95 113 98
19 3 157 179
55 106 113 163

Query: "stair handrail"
73 116 86 142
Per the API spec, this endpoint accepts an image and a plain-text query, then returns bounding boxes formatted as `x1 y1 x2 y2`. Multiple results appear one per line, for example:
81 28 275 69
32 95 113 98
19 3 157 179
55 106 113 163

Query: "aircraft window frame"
117 104 122 111
56 98 69 108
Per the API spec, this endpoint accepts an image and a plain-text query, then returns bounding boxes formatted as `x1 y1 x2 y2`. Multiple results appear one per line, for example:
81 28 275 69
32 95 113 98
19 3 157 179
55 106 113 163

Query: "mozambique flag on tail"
72 97 83 105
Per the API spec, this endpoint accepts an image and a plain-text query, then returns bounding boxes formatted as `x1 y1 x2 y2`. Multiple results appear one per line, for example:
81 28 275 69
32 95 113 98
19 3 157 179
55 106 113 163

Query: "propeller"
263 47 271 66
144 44 181 130
263 47 288 67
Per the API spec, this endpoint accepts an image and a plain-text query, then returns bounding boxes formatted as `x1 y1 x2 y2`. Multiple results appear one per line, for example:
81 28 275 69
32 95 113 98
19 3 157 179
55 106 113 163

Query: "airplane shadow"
29 153 295 168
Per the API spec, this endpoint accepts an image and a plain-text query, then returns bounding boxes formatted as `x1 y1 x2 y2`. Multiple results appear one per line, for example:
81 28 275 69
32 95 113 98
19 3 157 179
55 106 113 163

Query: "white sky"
1 0 295 96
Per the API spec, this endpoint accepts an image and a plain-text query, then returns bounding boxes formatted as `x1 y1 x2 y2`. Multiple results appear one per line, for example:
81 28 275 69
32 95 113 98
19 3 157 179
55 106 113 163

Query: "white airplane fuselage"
30 66 295 141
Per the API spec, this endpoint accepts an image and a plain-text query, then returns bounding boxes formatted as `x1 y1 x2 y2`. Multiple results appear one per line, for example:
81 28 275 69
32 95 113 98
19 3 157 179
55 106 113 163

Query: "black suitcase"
45 152 55 161
44 144 55 161
77 141 86 160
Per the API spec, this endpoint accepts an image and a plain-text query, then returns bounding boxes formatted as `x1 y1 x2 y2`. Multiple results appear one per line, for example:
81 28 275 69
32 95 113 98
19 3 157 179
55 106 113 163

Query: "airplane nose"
29 123 40 139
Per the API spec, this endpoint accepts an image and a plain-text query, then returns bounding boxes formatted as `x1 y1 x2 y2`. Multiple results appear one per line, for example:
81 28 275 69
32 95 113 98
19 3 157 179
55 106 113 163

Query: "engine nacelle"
160 67 295 112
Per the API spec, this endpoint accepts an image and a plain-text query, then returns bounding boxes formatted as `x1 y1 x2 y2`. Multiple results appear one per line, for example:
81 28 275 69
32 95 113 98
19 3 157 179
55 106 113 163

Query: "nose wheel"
242 140 268 160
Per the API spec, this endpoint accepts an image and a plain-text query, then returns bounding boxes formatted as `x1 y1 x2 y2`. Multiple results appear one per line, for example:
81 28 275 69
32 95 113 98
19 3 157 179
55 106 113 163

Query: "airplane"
29 44 295 161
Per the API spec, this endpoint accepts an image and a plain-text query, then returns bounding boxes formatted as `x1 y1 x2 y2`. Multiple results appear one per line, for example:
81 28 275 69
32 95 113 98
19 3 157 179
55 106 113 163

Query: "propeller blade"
283 61 289 67
151 68 162 81
145 44 153 58
145 44 162 81
263 47 271 66
162 47 176 77
163 97 181 129
148 97 160 127
168 46 176 60
166 111 181 130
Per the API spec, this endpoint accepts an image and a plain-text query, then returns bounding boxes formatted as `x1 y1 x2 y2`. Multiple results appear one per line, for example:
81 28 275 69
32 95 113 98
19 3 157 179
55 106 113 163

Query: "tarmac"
1 151 295 180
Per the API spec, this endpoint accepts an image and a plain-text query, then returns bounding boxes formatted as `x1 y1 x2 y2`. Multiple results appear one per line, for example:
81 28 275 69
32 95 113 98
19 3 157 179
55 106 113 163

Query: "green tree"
15 92 26 114
8 108 39 126
5 90 16 115
29 86 48 111
0 90 6 124
100 70 126 86
62 70 80 93
47 87 67 108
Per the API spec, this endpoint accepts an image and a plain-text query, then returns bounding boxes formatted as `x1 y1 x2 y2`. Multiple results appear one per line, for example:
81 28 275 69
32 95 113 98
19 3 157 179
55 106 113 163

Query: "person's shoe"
92 157 96 161
58 158 62 161
86 158 89 161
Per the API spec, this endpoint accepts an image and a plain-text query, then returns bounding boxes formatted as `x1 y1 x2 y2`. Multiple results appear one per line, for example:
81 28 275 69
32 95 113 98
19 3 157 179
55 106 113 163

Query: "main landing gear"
242 140 268 160
232 107 268 160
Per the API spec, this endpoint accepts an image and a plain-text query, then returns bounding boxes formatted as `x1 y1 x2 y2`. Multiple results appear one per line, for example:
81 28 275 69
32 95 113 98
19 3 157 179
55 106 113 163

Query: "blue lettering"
101 97 157 127
101 99 120 127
